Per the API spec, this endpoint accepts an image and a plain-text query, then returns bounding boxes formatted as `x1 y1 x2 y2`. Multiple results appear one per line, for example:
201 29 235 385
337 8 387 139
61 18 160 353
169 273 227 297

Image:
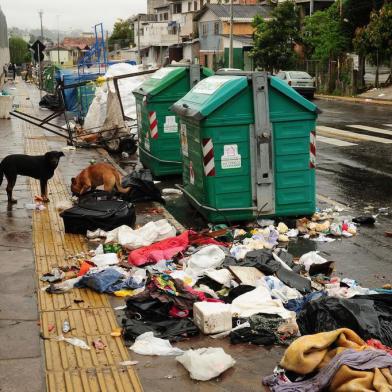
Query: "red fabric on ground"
128 230 190 267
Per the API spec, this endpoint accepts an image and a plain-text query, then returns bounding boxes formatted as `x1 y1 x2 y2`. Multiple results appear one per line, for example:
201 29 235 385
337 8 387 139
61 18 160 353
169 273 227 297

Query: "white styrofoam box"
0 95 13 119
193 302 232 334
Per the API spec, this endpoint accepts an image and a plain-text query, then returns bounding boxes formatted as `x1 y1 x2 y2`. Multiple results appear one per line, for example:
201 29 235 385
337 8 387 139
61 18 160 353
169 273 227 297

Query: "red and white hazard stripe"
310 130 316 169
149 111 158 139
202 138 215 176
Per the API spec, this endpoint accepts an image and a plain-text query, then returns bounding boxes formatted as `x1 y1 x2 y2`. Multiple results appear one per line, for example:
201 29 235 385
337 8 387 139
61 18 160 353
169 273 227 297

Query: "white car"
276 71 316 99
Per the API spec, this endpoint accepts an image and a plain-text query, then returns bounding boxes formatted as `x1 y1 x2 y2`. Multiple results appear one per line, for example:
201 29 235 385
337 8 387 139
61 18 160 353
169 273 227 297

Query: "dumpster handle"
139 145 182 164
175 184 258 212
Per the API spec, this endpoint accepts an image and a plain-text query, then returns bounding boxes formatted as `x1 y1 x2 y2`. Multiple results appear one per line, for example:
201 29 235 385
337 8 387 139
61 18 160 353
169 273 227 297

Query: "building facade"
0 6 10 87
134 0 260 66
195 4 272 70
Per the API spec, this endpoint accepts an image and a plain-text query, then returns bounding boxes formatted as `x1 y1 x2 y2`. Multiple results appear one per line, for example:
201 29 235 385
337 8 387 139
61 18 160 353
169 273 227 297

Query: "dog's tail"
115 172 131 193
0 162 3 187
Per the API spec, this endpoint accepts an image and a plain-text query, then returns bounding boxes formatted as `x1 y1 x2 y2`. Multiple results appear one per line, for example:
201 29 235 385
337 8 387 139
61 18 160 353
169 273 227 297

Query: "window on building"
201 22 208 36
214 21 219 35
188 2 191 11
173 3 182 14
164 12 169 20
194 1 197 11
204 55 208 67
139 28 144 36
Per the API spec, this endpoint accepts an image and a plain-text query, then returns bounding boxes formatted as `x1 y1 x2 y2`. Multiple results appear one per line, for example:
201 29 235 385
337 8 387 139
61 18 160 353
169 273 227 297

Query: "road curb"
315 94 392 107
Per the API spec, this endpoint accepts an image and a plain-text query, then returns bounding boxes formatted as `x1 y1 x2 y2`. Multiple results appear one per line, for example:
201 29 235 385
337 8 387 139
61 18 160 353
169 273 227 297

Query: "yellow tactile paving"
18 84 143 392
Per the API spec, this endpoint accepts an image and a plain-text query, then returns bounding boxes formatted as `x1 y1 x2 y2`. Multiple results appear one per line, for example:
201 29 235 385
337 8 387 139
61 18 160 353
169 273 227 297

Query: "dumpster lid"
270 76 319 113
133 66 213 97
171 75 248 120
133 66 187 97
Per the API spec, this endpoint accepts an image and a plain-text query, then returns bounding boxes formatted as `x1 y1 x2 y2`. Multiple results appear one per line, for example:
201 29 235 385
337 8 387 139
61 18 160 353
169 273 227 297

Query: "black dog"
0 151 64 203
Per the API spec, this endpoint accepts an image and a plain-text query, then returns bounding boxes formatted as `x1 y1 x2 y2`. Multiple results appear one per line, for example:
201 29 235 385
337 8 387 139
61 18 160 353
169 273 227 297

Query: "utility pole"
57 15 60 64
229 0 233 68
339 0 343 18
137 15 141 64
309 0 314 15
39 10 43 40
38 10 43 95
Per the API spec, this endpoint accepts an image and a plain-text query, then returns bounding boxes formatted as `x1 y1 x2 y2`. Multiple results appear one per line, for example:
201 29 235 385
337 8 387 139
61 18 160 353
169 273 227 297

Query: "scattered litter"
352 215 376 225
55 335 90 350
110 328 122 337
119 360 139 366
92 339 106 350
62 146 76 151
25 203 46 211
114 305 127 311
62 320 71 333
176 347 235 381
47 323 56 333
129 332 184 356
56 200 73 213
90 253 119 267
162 188 183 196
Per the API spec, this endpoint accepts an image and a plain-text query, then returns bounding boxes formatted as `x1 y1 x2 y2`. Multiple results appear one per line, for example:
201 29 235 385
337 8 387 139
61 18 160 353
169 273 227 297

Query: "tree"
354 3 392 87
302 4 349 64
9 36 30 65
250 1 301 73
109 18 134 51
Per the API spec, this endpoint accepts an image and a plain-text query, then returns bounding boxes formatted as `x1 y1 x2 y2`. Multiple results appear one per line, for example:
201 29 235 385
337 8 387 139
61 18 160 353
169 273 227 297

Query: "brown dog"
71 162 130 195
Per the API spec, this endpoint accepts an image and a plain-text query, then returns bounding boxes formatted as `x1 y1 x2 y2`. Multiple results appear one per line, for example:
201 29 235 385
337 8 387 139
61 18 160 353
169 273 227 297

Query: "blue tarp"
56 71 101 116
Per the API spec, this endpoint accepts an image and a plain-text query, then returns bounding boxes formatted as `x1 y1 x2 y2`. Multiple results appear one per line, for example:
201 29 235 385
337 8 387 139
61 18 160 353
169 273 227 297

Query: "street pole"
57 15 60 65
310 0 314 15
229 0 233 68
137 15 141 64
38 10 43 96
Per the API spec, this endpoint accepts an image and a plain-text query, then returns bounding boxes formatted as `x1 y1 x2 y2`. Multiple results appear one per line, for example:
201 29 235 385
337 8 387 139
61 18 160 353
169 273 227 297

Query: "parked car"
275 71 315 99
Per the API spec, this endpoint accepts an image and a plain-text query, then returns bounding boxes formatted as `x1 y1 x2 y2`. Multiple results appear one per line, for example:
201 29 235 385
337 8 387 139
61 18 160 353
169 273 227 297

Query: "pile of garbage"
41 213 392 383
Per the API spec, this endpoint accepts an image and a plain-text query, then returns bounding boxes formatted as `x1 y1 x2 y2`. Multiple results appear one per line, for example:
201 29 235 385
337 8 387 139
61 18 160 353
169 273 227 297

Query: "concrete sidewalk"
316 93 392 106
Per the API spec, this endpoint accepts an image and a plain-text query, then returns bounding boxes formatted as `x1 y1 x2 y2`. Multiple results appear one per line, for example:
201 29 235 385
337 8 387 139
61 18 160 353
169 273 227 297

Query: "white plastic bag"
187 245 225 274
176 347 235 381
298 251 328 272
129 332 184 356
91 253 119 267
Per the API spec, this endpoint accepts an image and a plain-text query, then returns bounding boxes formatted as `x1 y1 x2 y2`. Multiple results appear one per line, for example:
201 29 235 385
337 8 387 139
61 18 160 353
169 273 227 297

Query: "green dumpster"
133 65 213 177
171 71 319 223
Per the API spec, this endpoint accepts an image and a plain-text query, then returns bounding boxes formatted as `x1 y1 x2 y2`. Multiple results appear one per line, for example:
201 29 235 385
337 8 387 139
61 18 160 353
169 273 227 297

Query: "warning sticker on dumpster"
164 116 178 133
221 144 241 169
180 123 188 157
192 76 233 95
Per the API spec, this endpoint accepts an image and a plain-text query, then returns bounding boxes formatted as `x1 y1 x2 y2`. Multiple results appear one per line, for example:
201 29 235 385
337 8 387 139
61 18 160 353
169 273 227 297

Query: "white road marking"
316 125 392 144
317 135 356 147
348 124 392 136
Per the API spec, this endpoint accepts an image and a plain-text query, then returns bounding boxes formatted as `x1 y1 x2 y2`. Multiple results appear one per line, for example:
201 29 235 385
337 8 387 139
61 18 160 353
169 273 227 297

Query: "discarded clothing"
263 348 392 392
225 285 256 304
297 295 392 346
230 313 298 346
285 291 326 314
128 230 190 266
367 339 392 355
75 268 125 293
261 276 303 303
122 317 199 342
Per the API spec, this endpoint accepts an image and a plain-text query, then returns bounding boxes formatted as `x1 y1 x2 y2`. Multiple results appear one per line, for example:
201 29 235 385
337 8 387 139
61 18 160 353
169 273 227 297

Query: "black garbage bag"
121 169 164 204
39 93 63 111
122 317 199 342
297 294 392 346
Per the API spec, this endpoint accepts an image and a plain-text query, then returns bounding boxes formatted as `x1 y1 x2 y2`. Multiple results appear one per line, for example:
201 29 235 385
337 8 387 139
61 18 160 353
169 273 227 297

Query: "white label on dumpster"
163 116 178 133
180 123 188 157
192 76 233 95
221 144 241 169
144 132 150 151
136 104 142 130
151 67 177 80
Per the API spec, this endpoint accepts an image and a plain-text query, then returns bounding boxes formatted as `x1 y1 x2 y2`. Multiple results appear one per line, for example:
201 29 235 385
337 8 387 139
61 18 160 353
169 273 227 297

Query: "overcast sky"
1 0 147 32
